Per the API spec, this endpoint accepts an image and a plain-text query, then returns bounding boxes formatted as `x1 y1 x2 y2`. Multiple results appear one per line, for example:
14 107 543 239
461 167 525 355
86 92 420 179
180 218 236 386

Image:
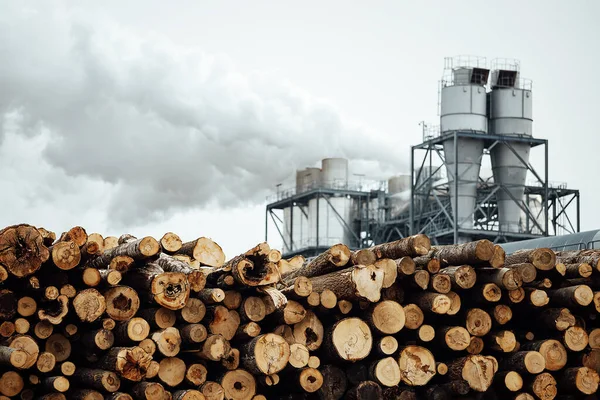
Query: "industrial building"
265 56 581 258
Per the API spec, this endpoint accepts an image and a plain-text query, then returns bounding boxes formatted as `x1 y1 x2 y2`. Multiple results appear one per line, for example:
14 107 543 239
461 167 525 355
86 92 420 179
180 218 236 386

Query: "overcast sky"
1 1 598 256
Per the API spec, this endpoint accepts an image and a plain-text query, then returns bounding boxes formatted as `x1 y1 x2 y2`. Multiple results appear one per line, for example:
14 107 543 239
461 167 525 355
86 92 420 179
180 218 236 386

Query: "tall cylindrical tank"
440 57 489 239
489 61 533 233
296 168 321 193
321 158 348 189
283 204 308 253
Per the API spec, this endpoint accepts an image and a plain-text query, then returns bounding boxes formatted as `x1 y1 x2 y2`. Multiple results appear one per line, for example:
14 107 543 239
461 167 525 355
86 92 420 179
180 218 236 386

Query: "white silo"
440 57 490 241
489 59 533 233
296 168 321 193
283 167 321 253
308 158 353 248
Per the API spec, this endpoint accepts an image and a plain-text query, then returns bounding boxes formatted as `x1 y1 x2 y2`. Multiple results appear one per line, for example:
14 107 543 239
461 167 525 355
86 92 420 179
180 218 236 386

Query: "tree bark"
138 307 177 329
439 265 476 290
124 263 190 310
345 381 382 400
317 365 347 400
505 248 556 271
305 265 384 303
477 267 523 290
447 355 498 392
501 351 546 374
155 254 206 292
71 368 121 393
98 347 152 382
557 367 599 395
370 234 431 259
431 239 495 266
282 244 351 283
412 292 451 314
86 237 160 270
548 284 594 307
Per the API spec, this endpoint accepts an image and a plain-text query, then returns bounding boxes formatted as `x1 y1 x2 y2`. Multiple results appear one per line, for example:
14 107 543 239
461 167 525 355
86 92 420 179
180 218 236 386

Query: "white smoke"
0 3 404 229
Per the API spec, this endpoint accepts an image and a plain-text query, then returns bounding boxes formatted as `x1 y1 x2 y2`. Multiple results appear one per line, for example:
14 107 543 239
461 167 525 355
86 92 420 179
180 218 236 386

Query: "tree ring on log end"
331 318 372 362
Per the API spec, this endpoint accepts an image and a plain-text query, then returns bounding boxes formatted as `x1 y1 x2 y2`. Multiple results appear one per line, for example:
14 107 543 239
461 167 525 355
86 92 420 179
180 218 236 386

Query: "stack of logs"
0 224 599 400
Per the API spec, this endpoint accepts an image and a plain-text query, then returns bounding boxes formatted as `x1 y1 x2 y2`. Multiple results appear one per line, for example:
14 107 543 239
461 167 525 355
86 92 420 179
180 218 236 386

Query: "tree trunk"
431 239 495 266
558 367 599 395
376 258 398 288
138 307 177 329
71 368 121 392
157 357 186 387
306 265 384 303
155 254 206 292
520 339 567 372
180 324 208 347
501 351 546 374
548 284 594 307
466 308 492 337
86 237 161 270
370 357 401 387
219 369 257 399
487 330 517 352
324 317 372 362
370 234 431 259
50 241 81 270
447 355 498 392
412 292 451 314
282 244 351 283
176 237 226 268
160 232 182 254
241 333 290 375
411 270 430 290
345 381 382 400
72 288 106 323
439 265 476 290
206 306 241 341
0 224 50 277
397 345 436 386
351 249 376 266
437 326 471 351
114 318 151 344
403 304 425 330
38 295 69 325
317 365 347 400
292 310 324 351
98 347 152 382
477 267 523 290
366 300 405 335
505 248 556 271
185 363 208 387
104 286 140 321
130 381 168 400
152 327 182 357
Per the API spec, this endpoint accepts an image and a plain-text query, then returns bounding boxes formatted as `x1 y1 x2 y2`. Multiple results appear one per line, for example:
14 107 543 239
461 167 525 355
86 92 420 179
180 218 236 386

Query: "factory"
266 56 582 258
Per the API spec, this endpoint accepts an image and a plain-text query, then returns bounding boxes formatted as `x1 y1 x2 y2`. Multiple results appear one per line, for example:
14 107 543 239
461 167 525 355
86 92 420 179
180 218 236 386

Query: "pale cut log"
109 256 135 273
376 258 398 288
501 351 546 374
161 232 182 254
106 393 133 400
257 286 287 312
50 241 81 270
520 339 567 372
509 262 537 283
590 328 600 349
369 357 401 387
123 263 190 310
411 269 430 290
41 376 70 393
280 276 312 300
306 291 320 307
345 381 382 400
488 330 517 352
198 288 225 304
447 355 498 392
548 284 594 307
241 333 290 375
0 224 50 277
430 273 451 294
17 296 37 317
403 304 424 330
144 360 159 380
336 300 353 315
438 326 471 351
139 307 177 329
525 288 549 307
177 237 225 268
367 300 405 334
467 336 484 354
82 328 114 351
185 363 208 387
370 234 431 259
308 355 320 369
319 289 337 310
60 361 76 376
152 327 182 357
495 371 523 392
206 306 240 341
200 381 225 400
418 325 435 342
8 335 39 369
395 256 416 277
157 357 186 387
115 318 150 343
71 368 120 392
466 308 492 337
291 310 323 351
446 291 461 315
44 286 60 301
306 264 384 302
397 345 436 386
86 236 160 270
350 249 376 266
436 363 448 376
431 239 494 266
324 317 372 362
58 226 87 246
413 254 441 274
196 334 230 362
477 267 523 290
0 346 28 369
223 291 243 310
489 244 506 268
36 351 56 372
282 244 351 283
412 292 451 314
240 297 267 322
506 248 556 271
156 254 206 292
82 233 104 257
131 381 168 400
220 369 256 400
558 367 599 395
235 322 261 342
34 320 54 339
493 304 512 325
287 343 310 369
104 286 140 321
180 323 208 347
318 365 347 400
562 326 589 351
14 318 29 334
563 262 593 278
72 288 106 323
473 283 502 303
98 347 152 382
527 372 557 400
45 333 72 362
103 236 118 250
0 371 24 397
555 262 567 276
509 287 526 304
439 265 476 290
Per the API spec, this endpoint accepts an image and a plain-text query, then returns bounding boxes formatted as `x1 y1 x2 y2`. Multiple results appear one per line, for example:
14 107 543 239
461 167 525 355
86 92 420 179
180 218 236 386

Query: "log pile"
0 224 599 399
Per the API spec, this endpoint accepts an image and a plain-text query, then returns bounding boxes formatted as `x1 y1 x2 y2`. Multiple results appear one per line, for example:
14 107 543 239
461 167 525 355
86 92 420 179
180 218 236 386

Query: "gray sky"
0 0 598 256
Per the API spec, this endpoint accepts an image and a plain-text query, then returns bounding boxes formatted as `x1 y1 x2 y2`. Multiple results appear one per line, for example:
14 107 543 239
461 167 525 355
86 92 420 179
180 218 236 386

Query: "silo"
440 57 489 240
489 59 533 232
307 158 353 248
296 167 321 193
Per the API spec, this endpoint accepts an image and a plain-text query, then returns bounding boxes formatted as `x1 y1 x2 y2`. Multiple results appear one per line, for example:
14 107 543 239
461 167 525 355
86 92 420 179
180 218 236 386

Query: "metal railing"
491 58 520 72
266 180 386 203
444 55 487 70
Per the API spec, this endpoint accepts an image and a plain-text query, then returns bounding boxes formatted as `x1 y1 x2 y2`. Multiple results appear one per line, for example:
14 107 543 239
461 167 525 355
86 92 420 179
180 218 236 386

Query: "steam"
0 3 403 228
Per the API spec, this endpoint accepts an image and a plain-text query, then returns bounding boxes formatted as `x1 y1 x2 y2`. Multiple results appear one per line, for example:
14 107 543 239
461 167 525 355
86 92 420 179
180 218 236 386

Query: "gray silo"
440 56 490 242
489 59 533 233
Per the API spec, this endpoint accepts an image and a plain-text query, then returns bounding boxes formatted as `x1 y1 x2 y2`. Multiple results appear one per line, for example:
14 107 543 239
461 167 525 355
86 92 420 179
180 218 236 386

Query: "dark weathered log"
130 381 169 400
370 234 431 259
548 284 594 307
505 248 556 271
556 249 600 271
432 239 495 266
345 381 382 400
397 345 436 386
71 368 121 393
557 367 599 395
0 289 17 320
86 236 161 270
317 364 347 400
501 351 546 374
38 295 69 325
282 244 350 283
68 389 104 400
381 386 417 400
0 224 50 277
